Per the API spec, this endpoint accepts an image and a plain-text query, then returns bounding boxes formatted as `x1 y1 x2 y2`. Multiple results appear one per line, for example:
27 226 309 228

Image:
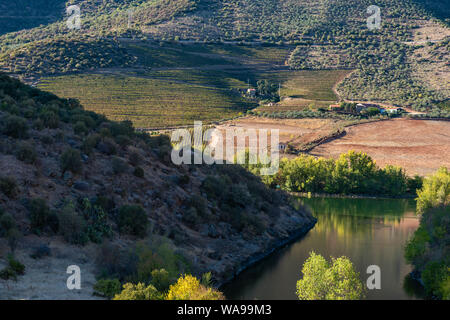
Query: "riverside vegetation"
405 167 450 300
245 150 423 197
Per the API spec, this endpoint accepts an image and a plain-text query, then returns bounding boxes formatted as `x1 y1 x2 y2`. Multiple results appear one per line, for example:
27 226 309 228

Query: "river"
223 197 425 300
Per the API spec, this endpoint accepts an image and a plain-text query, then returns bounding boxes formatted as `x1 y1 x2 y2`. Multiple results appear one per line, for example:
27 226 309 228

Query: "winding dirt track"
310 119 450 176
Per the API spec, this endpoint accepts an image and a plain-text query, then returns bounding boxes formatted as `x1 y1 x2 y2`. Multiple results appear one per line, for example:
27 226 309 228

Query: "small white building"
247 88 256 97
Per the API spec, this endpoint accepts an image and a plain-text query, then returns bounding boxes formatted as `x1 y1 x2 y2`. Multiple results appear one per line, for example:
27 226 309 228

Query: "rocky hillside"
0 73 315 299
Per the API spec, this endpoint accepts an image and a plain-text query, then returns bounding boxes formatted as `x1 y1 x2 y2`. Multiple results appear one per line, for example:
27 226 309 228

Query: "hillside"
0 73 315 298
0 0 448 123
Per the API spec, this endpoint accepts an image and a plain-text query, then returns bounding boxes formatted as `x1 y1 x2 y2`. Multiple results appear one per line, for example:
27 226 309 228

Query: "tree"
256 80 279 100
166 275 224 300
296 252 365 300
416 167 450 214
113 283 163 300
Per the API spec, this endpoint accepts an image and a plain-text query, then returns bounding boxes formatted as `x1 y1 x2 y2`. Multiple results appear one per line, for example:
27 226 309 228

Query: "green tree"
405 167 449 299
296 252 365 300
416 167 450 214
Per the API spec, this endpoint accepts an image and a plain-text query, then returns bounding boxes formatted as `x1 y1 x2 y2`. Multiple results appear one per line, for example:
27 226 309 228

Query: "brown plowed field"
310 119 450 176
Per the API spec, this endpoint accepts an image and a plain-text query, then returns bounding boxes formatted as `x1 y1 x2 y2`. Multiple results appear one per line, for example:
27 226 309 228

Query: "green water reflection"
223 197 422 300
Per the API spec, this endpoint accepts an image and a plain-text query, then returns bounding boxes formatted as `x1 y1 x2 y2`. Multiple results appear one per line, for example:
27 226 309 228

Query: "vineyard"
38 74 255 129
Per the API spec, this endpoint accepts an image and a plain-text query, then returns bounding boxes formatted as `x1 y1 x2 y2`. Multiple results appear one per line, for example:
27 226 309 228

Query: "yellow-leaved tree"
166 275 225 300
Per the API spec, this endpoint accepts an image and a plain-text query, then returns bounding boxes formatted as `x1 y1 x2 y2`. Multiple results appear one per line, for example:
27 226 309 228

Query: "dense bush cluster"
94 237 211 300
118 205 148 238
0 206 22 253
196 165 284 235
296 252 365 300
113 274 224 300
250 109 362 121
0 254 25 280
405 167 449 299
247 150 421 196
0 38 136 76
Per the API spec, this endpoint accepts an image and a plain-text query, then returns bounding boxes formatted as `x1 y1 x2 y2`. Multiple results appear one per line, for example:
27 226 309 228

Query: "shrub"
0 212 15 235
0 254 25 280
201 175 228 200
182 207 199 225
404 226 430 265
33 119 44 130
46 211 60 234
70 114 95 128
58 202 88 245
110 121 134 138
1 115 28 138
82 133 101 154
422 261 449 299
95 242 138 281
133 167 144 178
166 275 224 300
40 135 54 145
201 272 213 287
15 141 37 164
93 279 122 299
0 176 18 198
158 144 172 164
190 195 208 217
30 244 52 259
118 205 148 237
132 238 190 285
7 254 25 275
81 198 112 243
0 267 16 280
113 282 163 300
97 137 117 155
115 135 132 148
39 110 59 128
151 269 171 292
28 198 50 233
93 196 115 213
407 175 423 195
227 183 252 208
129 151 142 166
179 174 190 186
74 121 88 136
112 157 129 175
60 148 82 174
7 228 22 253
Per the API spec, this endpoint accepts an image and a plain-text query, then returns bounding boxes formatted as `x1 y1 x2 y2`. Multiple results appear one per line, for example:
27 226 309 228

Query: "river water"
223 197 425 300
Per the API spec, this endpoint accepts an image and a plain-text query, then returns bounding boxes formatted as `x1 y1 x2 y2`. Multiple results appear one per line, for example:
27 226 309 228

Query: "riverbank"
218 218 317 288
291 192 416 200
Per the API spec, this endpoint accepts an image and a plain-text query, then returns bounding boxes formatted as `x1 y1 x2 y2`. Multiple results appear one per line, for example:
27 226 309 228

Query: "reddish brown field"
310 119 450 176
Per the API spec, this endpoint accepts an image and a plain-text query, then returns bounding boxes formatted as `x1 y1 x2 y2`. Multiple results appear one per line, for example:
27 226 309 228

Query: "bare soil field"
212 117 354 161
310 119 450 176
